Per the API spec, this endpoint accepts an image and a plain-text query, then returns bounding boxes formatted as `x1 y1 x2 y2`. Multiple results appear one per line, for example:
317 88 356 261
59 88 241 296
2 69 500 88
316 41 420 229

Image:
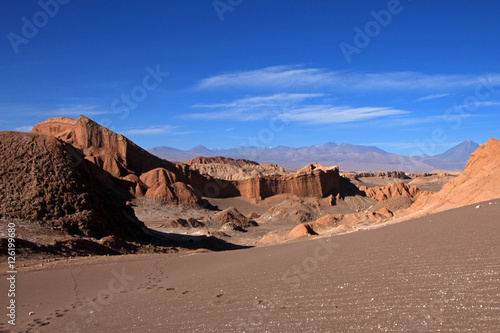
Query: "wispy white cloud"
193 93 323 108
416 93 450 101
46 105 110 117
188 93 323 121
196 65 500 91
0 103 112 117
278 106 409 124
122 125 174 135
186 93 409 124
14 125 33 132
197 66 332 90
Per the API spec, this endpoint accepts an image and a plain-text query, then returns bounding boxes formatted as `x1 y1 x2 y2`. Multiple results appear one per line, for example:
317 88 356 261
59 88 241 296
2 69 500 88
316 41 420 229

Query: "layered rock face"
236 164 341 201
138 168 203 206
343 171 410 180
184 156 259 167
359 182 421 201
260 198 322 223
398 138 500 218
202 207 258 229
0 132 145 240
32 116 213 205
32 116 168 178
187 163 286 181
31 116 343 205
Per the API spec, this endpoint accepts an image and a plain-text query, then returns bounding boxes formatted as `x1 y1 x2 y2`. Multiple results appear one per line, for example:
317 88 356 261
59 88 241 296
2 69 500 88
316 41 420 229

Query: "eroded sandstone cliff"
31 116 343 205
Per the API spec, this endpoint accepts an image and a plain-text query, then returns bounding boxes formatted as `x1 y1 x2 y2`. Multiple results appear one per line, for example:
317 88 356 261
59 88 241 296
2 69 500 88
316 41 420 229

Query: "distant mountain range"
148 140 480 172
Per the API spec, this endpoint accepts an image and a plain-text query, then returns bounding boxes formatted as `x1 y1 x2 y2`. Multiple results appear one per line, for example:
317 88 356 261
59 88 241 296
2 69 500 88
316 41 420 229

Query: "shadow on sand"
145 228 252 252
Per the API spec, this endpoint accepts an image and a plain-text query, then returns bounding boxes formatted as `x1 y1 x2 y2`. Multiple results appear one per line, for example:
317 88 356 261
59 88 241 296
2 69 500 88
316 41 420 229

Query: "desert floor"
1 200 499 332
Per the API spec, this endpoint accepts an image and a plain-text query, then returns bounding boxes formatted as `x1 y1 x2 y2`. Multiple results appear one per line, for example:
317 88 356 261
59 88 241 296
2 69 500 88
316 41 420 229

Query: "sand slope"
2 199 499 332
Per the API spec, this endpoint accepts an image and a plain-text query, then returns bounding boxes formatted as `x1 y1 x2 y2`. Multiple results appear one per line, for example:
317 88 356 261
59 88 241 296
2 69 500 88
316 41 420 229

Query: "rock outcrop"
0 132 146 240
32 116 169 178
184 156 259 167
247 212 261 219
159 218 204 229
203 207 258 229
31 116 219 206
369 195 415 213
139 168 202 206
359 182 421 201
31 117 342 205
236 164 342 201
369 207 394 221
342 171 410 180
187 163 286 181
260 198 322 224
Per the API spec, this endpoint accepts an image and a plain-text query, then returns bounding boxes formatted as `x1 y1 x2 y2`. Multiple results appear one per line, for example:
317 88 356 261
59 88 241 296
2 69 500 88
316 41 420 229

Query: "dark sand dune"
2 200 500 332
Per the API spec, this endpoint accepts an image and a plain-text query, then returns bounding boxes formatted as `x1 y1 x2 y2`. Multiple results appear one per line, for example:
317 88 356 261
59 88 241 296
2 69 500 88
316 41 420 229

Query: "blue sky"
1 0 499 156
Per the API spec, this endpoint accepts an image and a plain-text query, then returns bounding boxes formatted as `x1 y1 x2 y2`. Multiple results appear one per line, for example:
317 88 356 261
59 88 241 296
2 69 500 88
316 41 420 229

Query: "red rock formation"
260 137 500 244
203 207 258 228
343 171 410 180
287 223 318 238
237 164 342 201
159 218 204 229
32 116 169 178
99 235 139 253
259 138 500 245
187 162 286 181
0 132 145 240
359 182 420 201
369 195 414 213
398 138 500 218
260 207 395 244
259 223 318 243
31 117 343 204
308 214 344 232
31 116 217 205
368 207 394 222
260 198 322 223
184 156 259 167
247 212 261 219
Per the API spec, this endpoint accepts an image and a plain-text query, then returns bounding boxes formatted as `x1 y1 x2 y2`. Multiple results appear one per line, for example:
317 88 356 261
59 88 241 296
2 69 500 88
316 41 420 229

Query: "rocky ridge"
187 162 286 181
32 116 343 204
397 138 500 218
0 131 145 240
184 156 259 167
359 182 422 201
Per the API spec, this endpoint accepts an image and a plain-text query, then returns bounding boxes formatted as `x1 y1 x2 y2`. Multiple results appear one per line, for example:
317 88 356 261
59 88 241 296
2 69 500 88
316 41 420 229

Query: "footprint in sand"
33 317 51 327
53 308 69 318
